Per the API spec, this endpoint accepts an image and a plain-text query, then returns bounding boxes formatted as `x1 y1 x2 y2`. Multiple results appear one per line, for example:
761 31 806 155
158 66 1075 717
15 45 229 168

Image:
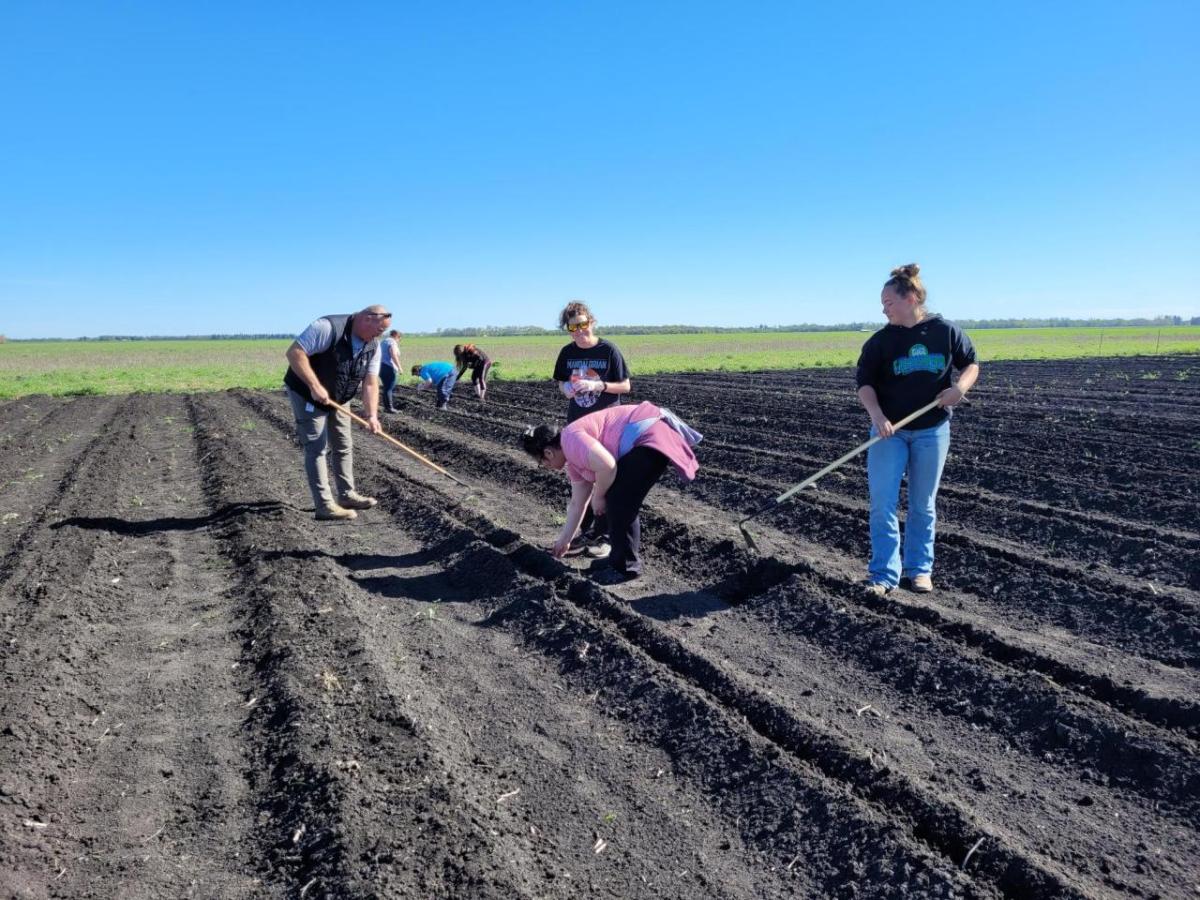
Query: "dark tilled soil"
1 356 1197 898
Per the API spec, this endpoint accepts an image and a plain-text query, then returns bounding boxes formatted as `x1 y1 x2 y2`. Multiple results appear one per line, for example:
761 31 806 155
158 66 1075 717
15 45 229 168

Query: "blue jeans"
380 363 397 407
435 372 458 408
866 419 950 587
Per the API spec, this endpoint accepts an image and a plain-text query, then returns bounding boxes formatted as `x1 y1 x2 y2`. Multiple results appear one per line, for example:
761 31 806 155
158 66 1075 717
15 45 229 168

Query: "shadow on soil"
51 501 286 536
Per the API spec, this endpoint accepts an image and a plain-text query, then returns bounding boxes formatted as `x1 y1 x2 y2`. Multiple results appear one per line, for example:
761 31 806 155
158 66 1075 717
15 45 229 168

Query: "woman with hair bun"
521 402 700 585
855 264 980 596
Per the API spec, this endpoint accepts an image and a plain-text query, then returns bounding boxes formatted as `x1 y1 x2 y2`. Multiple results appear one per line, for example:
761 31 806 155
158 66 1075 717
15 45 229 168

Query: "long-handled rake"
329 401 472 489
737 399 942 551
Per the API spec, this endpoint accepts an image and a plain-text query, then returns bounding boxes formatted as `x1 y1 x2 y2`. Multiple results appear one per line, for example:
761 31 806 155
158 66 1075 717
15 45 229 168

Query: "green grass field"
1 326 1197 399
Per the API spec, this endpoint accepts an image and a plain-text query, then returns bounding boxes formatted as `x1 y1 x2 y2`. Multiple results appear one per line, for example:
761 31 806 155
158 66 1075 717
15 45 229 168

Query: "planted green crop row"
1 326 1197 398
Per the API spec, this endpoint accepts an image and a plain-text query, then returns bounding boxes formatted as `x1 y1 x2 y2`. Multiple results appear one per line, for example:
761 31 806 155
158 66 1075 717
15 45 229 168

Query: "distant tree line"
427 315 1196 337
4 315 1197 341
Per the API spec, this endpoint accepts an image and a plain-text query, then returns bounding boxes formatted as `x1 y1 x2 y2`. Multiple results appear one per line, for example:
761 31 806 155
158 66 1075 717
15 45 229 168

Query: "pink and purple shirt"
559 401 699 485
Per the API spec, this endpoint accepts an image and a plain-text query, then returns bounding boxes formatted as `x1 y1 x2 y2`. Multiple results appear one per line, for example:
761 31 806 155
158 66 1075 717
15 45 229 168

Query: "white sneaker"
584 541 612 560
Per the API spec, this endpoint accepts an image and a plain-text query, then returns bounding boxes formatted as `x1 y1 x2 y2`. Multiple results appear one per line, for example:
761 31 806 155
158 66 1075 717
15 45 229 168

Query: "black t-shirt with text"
552 338 630 423
855 315 977 431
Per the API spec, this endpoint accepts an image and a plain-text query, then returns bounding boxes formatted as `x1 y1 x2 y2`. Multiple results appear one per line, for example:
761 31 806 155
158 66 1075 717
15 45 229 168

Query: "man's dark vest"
284 314 379 406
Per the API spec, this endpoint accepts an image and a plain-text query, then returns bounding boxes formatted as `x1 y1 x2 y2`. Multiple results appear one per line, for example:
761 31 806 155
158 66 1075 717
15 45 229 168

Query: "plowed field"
2 356 1197 899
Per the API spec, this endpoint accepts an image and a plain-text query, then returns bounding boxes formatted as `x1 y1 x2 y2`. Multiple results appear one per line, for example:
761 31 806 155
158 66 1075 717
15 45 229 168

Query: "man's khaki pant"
286 388 356 510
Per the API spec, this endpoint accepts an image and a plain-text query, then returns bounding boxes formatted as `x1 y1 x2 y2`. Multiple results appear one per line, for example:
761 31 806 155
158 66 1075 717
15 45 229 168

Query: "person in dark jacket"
453 343 493 403
855 264 979 596
284 305 391 520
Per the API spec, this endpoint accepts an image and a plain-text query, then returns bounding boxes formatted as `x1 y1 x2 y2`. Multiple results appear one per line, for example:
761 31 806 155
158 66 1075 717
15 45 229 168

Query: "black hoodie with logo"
855 314 977 431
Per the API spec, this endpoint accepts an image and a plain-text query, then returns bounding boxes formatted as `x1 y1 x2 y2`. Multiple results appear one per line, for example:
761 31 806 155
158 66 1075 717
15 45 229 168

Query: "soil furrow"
0 395 260 898
206 391 985 897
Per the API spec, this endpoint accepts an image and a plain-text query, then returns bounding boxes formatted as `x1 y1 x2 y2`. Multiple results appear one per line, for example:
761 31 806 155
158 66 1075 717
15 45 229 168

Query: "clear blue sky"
2 2 1196 338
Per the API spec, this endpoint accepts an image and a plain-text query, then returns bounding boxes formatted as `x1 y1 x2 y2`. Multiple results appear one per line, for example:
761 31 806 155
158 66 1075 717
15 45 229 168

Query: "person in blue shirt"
412 361 458 410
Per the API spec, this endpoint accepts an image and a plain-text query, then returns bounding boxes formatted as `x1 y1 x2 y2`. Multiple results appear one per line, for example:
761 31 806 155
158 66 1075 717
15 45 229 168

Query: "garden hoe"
329 401 472 489
737 399 942 551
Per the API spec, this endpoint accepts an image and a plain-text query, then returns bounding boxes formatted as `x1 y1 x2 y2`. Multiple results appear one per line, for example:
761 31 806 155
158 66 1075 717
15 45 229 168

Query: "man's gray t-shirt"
295 318 382 376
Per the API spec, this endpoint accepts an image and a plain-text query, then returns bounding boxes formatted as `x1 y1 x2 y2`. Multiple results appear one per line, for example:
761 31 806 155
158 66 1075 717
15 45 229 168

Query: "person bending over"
412 361 458 410
453 343 493 404
551 301 632 558
856 263 979 597
522 401 700 585
284 306 390 520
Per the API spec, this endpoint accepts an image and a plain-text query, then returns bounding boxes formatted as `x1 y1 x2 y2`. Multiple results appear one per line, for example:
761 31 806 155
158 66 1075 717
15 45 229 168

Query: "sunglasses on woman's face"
565 319 590 333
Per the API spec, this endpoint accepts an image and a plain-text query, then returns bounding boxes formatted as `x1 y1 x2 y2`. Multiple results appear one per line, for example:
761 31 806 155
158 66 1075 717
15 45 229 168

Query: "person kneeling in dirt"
453 343 494 404
284 306 391 521
412 361 458 410
855 263 979 596
521 402 701 585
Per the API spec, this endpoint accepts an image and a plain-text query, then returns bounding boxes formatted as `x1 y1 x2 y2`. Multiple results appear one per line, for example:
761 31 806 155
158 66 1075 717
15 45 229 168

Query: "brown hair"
558 301 595 329
884 263 926 307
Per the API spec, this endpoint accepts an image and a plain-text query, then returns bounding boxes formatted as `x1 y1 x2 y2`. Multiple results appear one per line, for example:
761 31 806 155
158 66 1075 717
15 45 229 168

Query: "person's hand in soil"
551 534 573 559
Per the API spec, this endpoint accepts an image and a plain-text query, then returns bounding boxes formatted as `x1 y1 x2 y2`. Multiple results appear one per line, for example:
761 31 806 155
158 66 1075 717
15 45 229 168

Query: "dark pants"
606 446 669 576
472 361 491 390
380 364 397 409
580 506 607 538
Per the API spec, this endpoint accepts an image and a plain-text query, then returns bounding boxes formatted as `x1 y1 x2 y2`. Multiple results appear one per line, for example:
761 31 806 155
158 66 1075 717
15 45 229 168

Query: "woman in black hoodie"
855 264 980 596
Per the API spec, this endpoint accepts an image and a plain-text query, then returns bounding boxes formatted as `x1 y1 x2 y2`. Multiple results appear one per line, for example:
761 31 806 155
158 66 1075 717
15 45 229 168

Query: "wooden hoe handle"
328 402 471 489
740 398 943 525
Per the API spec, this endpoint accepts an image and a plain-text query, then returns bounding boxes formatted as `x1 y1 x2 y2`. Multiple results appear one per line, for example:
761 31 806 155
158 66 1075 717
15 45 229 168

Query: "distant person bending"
379 329 403 412
412 361 458 410
522 402 701 585
284 306 391 521
856 264 979 596
453 343 493 404
551 301 632 558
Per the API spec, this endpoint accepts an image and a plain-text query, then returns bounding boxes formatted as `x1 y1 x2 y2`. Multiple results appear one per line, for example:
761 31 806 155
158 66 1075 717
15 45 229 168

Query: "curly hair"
558 301 595 329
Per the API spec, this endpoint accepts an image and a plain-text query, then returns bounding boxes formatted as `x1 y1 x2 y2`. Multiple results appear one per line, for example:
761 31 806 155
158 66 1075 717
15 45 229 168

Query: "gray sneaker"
861 580 892 597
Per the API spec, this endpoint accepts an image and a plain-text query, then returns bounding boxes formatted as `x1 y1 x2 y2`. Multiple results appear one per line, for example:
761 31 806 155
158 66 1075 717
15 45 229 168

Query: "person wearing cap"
411 360 458 410
284 305 391 521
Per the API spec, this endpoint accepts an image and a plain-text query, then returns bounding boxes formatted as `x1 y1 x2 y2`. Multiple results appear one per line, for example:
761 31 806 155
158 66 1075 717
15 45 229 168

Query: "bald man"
284 305 391 520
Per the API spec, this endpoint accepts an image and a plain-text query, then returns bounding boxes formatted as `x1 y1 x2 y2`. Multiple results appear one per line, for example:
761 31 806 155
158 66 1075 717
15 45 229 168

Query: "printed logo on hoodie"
893 344 947 377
